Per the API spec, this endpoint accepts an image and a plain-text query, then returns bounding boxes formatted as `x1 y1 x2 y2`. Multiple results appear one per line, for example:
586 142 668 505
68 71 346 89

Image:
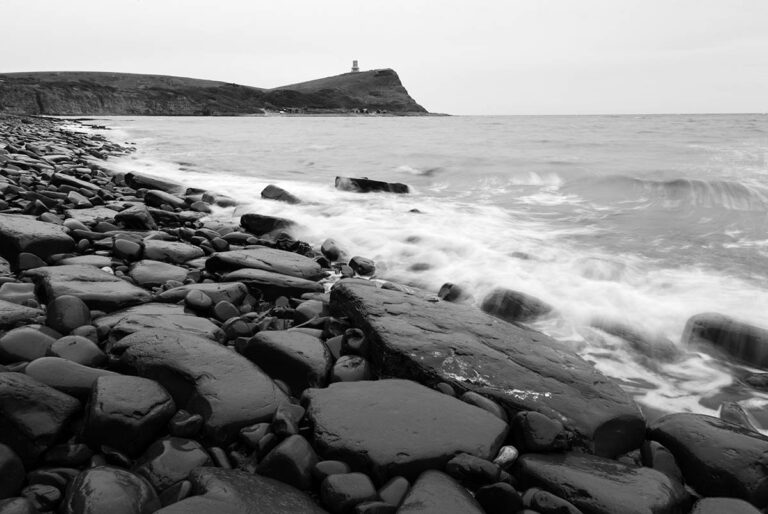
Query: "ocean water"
92 114 768 422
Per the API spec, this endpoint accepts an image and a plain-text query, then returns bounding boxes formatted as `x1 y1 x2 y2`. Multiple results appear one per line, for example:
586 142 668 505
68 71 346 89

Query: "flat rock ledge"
330 280 644 457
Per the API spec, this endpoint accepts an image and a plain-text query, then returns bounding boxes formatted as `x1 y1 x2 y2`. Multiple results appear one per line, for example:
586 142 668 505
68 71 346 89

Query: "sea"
86 113 768 424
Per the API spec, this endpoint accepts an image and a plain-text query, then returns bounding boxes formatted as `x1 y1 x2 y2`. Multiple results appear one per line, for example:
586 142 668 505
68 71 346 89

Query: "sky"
2 0 767 115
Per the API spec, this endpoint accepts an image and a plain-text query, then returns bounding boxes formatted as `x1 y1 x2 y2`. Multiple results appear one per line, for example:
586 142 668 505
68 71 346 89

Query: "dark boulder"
142 240 204 264
303 379 508 482
511 411 570 453
689 498 761 514
206 247 325 280
0 299 43 330
107 329 289 442
144 190 187 210
45 294 91 335
0 327 56 363
320 472 377 513
335 177 409 194
241 213 295 235
349 256 375 276
25 357 118 398
683 313 768 368
330 280 644 457
397 470 483 513
480 287 553 323
649 412 768 507
514 452 690 514
0 214 74 271
155 282 248 306
84 375 176 456
124 172 183 194
222 268 324 299
257 434 318 490
114 204 158 231
237 330 332 394
61 466 160 514
133 437 212 491
93 303 224 342
262 184 301 204
0 372 81 465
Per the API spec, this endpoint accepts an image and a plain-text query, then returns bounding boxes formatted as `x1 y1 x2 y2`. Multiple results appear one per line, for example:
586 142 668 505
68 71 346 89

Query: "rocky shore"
0 114 766 514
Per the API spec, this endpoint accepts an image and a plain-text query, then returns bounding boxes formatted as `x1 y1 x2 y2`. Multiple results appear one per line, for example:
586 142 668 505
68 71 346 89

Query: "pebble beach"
1 114 768 514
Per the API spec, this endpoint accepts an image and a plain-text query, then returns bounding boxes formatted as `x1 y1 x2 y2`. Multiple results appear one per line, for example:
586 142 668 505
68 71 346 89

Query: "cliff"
0 69 427 116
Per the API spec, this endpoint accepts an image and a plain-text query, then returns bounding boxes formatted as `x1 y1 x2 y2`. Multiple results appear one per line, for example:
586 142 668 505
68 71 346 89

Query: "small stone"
460 391 508 422
324 335 344 360
256 434 318 490
113 239 142 261
60 466 160 514
355 501 396 514
321 239 343 262
397 470 484 513
133 437 212 492
158 479 192 507
46 295 91 335
238 422 270 450
0 327 56 363
0 282 36 305
511 411 569 452
435 382 456 396
445 453 501 485
213 300 240 322
208 447 231 469
18 252 47 271
21 484 61 512
690 497 762 514
348 256 375 276
41 443 93 467
331 355 372 382
378 476 409 507
475 482 524 514
25 357 117 398
272 403 306 438
481 288 552 323
184 290 213 312
522 487 583 514
640 441 684 483
437 283 470 303
48 335 105 367
492 445 519 470
341 328 368 357
321 472 378 514
167 410 203 439
313 460 352 483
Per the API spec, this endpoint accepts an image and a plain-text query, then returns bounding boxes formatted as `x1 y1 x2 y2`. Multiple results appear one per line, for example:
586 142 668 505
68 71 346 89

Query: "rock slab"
330 281 644 457
0 214 74 271
303 379 508 482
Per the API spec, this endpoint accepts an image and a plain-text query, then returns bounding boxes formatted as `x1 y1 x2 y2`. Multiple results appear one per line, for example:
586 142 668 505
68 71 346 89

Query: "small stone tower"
351 60 359 73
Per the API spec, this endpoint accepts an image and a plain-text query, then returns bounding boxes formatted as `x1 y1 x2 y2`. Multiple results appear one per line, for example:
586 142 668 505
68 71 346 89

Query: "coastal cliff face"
0 69 427 115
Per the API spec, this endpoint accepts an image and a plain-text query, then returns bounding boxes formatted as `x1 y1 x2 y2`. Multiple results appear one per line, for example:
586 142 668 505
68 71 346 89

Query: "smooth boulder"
397 470 483 514
108 329 289 442
0 214 74 271
303 379 508 482
649 412 768 507
61 466 160 514
0 299 43 329
330 280 644 457
222 268 324 299
480 287 553 323
683 313 768 368
206 247 325 280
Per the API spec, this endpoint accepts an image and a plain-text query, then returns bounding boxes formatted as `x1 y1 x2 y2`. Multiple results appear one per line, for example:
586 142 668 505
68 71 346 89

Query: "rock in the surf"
330 280 644 457
303 379 508 482
514 452 690 514
683 312 768 368
480 287 553 323
649 412 768 507
261 184 301 204
108 329 289 442
0 214 74 271
240 213 295 235
335 176 409 194
0 372 81 465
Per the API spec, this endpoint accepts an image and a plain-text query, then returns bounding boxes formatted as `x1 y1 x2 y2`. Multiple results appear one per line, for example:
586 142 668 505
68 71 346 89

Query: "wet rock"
683 313 768 368
743 372 768 391
321 472 378 513
689 497 762 514
262 184 301 204
0 214 74 271
522 488 582 514
46 294 91 335
303 379 508 482
17 252 46 271
27 264 152 312
57 254 112 267
349 256 375 276
61 466 160 514
25 357 118 398
114 204 157 231
480 287 553 323
238 330 332 393
156 282 247 306
213 300 239 322
113 239 143 260
185 289 213 312
144 190 186 210
640 441 684 484
168 410 203 439
20 483 60 511
0 300 43 330
377 476 408 507
511 411 570 452
0 497 37 514
223 268 324 299
355 501 395 514
720 401 760 432
143 240 203 264
397 470 483 514
0 327 56 363
493 445 519 470
331 355 373 382
330 280 643 457
125 172 183 194
0 282 36 305
437 282 470 303
159 467 327 513
0 443 24 499
240 213 295 235
94 303 224 342
474 482 523 514
460 391 508 422
133 437 211 491
445 453 500 486
129 260 188 288
108 329 289 442
0 373 81 465
257 434 318 490
649 412 768 506
335 177 409 194
85 375 176 456
314 460 353 483
321 239 343 262
65 207 119 226
514 452 690 514
591 319 681 361
207 247 325 280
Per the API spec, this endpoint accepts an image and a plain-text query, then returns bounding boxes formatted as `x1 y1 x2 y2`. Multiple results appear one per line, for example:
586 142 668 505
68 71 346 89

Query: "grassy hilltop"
0 69 427 115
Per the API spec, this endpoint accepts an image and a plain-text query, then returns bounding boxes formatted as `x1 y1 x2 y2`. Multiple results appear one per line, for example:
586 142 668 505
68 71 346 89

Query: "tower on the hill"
351 60 359 73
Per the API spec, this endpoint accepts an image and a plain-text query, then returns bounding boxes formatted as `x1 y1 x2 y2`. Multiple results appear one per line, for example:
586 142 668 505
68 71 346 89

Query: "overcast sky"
3 0 767 115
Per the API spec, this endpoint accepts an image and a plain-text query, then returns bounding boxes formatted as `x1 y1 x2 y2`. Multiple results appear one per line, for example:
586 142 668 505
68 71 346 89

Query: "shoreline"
0 113 766 512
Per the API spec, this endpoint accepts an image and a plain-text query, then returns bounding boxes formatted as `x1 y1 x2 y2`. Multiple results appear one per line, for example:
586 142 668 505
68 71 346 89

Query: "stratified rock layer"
330 280 644 457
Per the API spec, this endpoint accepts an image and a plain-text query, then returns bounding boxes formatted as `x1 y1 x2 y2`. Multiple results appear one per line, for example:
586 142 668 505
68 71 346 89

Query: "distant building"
351 60 359 73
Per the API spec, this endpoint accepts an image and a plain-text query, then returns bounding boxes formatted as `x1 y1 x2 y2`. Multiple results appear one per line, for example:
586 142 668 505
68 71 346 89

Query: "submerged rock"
683 313 768 368
261 184 301 204
241 213 295 235
330 280 644 457
108 329 289 442
303 379 508 482
480 287 553 323
334 177 409 194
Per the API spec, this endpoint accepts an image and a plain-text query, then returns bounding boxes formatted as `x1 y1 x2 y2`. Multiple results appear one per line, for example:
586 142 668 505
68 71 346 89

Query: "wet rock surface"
206 247 325 280
61 466 160 514
330 280 644 457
